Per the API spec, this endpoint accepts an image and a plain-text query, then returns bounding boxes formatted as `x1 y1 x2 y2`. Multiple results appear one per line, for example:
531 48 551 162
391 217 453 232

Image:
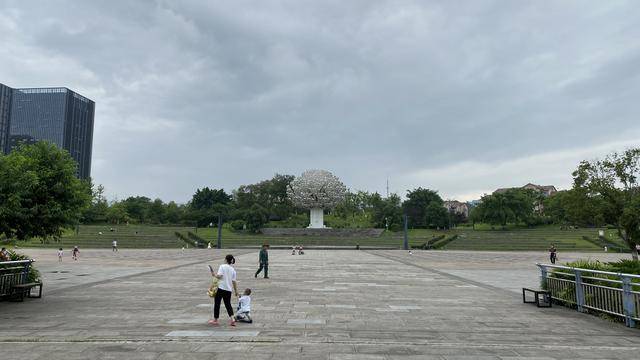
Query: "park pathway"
0 249 638 359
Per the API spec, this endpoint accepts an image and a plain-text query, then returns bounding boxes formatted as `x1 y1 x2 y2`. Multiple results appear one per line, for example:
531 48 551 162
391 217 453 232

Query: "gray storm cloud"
1 0 639 202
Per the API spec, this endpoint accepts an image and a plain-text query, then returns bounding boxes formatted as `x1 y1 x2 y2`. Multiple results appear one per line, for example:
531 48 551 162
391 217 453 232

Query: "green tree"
573 148 640 260
244 204 268 232
475 189 535 228
234 174 295 221
188 187 231 227
191 187 231 210
106 202 129 224
122 196 152 223
147 198 167 224
543 189 608 227
371 193 403 230
425 202 449 228
402 188 443 227
0 142 91 241
81 183 109 223
164 201 184 224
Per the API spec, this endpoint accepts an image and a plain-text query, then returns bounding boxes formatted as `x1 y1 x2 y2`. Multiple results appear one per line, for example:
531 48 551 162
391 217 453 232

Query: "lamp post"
403 214 409 250
217 214 223 249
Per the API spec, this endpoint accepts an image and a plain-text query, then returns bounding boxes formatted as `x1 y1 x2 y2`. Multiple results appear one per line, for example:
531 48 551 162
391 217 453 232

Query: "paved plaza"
1 249 638 359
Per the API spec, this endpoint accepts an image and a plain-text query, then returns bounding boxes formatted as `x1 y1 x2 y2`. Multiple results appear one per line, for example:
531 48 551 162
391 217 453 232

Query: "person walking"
112 240 118 252
255 244 269 279
72 246 80 261
209 254 239 326
549 244 557 264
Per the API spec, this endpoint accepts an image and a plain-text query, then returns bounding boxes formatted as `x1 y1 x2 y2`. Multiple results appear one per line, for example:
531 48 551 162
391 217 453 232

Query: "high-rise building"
0 83 12 153
0 83 95 179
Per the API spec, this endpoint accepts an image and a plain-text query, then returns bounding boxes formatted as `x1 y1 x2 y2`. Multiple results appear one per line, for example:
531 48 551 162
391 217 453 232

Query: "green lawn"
14 224 629 252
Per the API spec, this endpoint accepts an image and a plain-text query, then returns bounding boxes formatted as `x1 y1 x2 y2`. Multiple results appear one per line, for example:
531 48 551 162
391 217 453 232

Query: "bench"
10 282 43 302
522 288 551 308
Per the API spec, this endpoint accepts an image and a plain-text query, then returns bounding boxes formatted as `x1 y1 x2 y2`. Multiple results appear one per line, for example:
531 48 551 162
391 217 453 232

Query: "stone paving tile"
1 249 639 359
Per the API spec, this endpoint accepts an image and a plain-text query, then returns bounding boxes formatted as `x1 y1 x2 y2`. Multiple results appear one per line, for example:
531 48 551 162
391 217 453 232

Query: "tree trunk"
621 231 639 261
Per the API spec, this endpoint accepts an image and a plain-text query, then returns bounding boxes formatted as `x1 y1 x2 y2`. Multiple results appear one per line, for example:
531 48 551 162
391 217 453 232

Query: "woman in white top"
209 254 239 326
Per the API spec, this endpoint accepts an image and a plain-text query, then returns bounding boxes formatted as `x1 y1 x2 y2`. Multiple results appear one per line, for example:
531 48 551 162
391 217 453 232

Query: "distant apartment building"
0 83 95 179
494 183 557 197
444 200 469 218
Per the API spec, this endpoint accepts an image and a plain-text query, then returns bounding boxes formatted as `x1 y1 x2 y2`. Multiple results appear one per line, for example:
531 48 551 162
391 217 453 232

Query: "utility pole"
386 178 389 198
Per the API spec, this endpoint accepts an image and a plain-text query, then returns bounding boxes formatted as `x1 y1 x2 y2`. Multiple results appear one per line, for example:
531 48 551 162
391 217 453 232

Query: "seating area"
522 287 552 308
0 260 42 302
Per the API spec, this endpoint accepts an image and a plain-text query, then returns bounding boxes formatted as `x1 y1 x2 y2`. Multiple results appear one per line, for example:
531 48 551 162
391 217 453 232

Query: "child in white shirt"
236 288 253 323
57 248 63 262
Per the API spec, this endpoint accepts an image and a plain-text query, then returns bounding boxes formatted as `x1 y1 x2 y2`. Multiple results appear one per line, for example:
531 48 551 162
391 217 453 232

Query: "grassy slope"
21 224 190 248
17 224 628 251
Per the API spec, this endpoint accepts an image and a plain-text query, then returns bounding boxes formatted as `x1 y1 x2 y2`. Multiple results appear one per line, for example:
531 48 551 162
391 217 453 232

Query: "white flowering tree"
287 169 347 228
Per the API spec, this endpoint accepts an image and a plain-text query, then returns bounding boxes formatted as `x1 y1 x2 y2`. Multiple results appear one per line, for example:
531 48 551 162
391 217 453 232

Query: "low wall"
260 228 384 238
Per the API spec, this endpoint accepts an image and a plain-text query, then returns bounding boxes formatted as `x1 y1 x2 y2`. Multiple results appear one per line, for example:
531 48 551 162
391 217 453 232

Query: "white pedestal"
308 208 325 228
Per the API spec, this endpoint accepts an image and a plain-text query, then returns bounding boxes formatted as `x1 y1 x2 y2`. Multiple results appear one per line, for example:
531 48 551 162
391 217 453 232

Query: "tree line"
1 142 639 258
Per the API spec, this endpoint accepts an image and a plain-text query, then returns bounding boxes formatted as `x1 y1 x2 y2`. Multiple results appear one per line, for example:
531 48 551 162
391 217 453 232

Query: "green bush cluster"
173 232 195 247
229 220 246 231
431 235 459 249
551 259 640 291
2 250 41 282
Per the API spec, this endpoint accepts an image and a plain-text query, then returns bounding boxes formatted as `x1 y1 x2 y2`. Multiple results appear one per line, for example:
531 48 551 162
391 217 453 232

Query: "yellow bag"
207 277 219 298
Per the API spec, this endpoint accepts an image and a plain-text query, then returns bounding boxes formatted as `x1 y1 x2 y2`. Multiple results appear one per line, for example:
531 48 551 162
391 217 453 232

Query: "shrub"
229 220 246 231
607 259 640 275
431 235 458 249
5 250 40 282
174 232 195 247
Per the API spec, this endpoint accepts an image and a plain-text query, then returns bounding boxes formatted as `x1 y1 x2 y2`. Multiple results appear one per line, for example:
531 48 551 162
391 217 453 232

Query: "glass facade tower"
0 83 11 153
2 84 95 179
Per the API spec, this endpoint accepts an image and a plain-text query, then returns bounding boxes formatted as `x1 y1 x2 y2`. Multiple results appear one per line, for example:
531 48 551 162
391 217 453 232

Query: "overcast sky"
1 1 639 203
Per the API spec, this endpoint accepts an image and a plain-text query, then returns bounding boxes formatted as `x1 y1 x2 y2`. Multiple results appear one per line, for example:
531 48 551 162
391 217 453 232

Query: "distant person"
549 244 557 264
112 240 118 252
291 245 296 255
57 248 64 262
72 246 80 261
235 288 253 323
0 247 9 261
255 244 269 279
208 242 212 249
298 245 304 255
208 254 239 327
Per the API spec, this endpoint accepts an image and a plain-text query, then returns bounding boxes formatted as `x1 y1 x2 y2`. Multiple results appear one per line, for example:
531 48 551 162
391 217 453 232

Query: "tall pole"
217 215 223 249
403 214 409 250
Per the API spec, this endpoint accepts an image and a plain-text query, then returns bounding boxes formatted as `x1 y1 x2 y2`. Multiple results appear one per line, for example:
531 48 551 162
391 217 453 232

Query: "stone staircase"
259 228 384 237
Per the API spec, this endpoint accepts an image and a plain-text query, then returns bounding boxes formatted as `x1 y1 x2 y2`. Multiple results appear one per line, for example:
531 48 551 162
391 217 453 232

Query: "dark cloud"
1 0 639 201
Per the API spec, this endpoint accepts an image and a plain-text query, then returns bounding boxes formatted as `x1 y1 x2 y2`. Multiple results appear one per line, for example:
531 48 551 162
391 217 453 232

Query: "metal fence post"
574 269 585 312
621 275 636 328
538 264 548 289
217 215 223 249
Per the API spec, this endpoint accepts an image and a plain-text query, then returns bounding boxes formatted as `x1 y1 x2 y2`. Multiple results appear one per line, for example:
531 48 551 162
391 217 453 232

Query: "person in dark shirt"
549 244 557 264
255 244 269 279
